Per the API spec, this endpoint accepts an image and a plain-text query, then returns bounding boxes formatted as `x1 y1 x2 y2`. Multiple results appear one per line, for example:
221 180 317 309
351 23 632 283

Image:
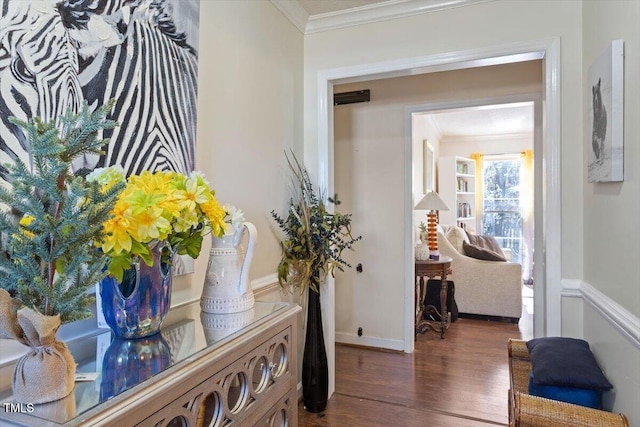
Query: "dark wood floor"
299 298 534 426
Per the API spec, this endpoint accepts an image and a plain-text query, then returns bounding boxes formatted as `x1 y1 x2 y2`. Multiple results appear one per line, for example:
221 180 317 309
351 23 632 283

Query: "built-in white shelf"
438 156 476 232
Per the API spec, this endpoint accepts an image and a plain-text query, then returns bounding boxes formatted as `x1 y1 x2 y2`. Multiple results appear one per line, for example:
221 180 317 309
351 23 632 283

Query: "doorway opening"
317 39 561 397
410 99 537 338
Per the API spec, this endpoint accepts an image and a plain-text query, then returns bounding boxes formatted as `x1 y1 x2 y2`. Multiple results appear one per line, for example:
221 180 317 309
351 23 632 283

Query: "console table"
0 301 301 426
415 257 452 339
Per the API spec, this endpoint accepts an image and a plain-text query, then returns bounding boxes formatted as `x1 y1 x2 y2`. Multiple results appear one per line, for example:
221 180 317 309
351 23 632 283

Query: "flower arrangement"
92 168 228 281
221 203 246 234
0 101 121 322
271 152 361 294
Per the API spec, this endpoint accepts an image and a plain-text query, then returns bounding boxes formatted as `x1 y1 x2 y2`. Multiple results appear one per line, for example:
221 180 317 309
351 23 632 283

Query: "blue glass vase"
100 242 173 339
100 334 171 401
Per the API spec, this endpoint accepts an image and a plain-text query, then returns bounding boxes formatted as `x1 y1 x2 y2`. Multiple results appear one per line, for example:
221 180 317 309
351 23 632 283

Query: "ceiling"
417 102 534 138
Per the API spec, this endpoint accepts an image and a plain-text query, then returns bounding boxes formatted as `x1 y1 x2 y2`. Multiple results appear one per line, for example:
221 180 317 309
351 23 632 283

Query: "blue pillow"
528 372 603 409
526 337 613 390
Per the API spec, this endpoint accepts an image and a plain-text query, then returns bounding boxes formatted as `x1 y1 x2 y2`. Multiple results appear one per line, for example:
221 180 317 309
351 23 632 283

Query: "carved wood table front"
415 256 453 339
0 302 301 426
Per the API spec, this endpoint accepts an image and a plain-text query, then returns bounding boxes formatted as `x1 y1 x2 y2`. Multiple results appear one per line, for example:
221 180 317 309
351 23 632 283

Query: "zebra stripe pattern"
1 0 198 182
81 1 198 175
0 0 83 182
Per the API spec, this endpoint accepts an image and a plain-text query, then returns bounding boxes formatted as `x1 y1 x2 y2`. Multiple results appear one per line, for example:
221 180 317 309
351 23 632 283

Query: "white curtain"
472 151 534 283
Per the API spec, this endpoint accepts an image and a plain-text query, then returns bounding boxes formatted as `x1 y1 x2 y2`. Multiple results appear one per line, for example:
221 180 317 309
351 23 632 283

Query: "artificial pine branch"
0 99 123 323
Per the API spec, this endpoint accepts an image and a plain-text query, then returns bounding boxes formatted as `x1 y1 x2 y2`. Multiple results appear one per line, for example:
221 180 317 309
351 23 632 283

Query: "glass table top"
0 301 288 425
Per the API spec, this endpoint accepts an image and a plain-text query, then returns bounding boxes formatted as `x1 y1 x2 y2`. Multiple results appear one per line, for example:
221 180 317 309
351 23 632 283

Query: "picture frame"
587 40 624 182
424 140 435 193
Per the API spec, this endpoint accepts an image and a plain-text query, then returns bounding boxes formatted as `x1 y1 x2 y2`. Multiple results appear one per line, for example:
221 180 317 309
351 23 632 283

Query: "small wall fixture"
334 90 370 106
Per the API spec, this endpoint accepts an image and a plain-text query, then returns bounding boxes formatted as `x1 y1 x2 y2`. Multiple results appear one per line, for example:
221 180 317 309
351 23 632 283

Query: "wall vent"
334 90 370 105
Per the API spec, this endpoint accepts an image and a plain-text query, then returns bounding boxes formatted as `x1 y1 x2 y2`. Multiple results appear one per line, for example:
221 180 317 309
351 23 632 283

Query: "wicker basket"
508 339 629 427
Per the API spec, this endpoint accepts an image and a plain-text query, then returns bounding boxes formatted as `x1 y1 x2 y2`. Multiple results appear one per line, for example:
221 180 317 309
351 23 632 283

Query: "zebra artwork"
73 0 200 175
0 0 84 183
0 0 199 182
1 0 200 274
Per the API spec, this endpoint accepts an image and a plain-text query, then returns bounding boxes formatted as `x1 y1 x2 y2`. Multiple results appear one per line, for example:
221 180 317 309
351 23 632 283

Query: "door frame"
316 38 561 396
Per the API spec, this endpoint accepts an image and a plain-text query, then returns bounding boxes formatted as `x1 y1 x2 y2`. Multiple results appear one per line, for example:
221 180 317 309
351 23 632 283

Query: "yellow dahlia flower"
100 168 227 280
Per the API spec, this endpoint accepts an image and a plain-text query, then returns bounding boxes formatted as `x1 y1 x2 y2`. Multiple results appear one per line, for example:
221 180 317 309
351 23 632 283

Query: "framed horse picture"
587 40 624 183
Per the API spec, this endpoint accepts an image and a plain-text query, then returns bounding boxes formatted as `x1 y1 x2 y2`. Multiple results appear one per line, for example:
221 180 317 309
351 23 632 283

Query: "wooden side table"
415 256 453 339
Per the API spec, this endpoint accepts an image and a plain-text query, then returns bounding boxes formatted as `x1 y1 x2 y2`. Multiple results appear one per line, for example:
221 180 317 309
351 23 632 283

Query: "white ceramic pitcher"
200 222 257 314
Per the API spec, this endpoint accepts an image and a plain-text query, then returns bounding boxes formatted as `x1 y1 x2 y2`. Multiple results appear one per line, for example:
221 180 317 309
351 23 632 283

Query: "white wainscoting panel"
561 280 640 349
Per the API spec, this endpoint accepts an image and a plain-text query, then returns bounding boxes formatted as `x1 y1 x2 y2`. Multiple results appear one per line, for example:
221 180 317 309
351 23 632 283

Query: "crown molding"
305 0 493 34
272 0 493 35
270 0 309 34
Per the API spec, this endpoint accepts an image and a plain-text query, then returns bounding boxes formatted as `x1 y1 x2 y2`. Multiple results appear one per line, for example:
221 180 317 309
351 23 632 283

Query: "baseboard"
253 277 281 300
457 312 520 324
335 332 404 351
562 280 640 349
252 273 279 292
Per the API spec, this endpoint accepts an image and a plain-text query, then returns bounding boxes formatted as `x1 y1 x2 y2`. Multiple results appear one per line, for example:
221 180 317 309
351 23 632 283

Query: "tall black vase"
302 286 329 413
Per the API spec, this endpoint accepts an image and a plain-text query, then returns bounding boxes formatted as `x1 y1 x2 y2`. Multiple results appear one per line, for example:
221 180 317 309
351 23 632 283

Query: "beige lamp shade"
414 191 450 212
414 191 449 254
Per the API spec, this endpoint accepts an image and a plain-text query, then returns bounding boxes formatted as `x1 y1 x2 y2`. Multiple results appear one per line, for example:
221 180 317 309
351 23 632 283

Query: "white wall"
305 3 584 362
577 0 640 423
581 0 640 319
412 115 442 240
304 0 584 282
332 61 541 347
176 0 303 306
307 1 639 419
193 0 306 383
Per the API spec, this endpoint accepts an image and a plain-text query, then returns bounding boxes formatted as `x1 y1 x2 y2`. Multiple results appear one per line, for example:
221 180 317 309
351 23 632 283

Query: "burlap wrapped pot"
0 289 76 404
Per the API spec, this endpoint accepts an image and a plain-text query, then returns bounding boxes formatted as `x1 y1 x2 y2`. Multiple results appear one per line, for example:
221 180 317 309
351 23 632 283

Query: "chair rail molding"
562 279 640 349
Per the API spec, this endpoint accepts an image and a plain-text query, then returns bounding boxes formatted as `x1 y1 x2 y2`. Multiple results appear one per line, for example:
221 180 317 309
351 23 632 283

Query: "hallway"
299 304 533 426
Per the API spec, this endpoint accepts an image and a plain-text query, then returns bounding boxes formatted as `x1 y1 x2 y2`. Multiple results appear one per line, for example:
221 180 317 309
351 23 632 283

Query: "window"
482 155 523 263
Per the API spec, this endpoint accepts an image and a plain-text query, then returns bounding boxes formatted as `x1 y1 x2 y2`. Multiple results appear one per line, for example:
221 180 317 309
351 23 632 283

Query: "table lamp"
414 191 450 258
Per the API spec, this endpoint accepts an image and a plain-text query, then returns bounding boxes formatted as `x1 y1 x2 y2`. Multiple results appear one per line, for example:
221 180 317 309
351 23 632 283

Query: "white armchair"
437 227 522 321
